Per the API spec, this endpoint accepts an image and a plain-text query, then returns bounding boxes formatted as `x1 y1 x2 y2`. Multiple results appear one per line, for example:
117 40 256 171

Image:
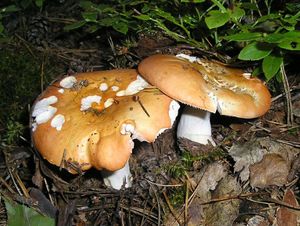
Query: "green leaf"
224 32 262 41
98 17 114 26
264 31 300 43
155 8 178 24
134 14 151 21
230 7 245 21
82 11 98 22
254 13 281 25
240 3 259 11
181 0 205 3
35 0 44 8
278 40 300 50
86 24 99 33
238 42 273 61
79 0 96 9
4 198 55 226
205 10 230 29
0 22 4 33
1 5 20 13
112 21 128 34
64 21 86 31
262 54 283 80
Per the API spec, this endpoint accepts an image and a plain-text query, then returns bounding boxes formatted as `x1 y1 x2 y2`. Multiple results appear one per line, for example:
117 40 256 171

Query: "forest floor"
0 1 300 226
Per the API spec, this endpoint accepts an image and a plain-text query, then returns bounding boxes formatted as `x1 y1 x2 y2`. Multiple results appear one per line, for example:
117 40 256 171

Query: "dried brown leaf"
249 153 289 188
228 137 298 183
276 189 299 226
204 175 242 226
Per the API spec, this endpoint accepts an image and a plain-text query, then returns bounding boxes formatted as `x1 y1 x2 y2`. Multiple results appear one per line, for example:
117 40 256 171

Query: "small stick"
280 64 294 125
132 96 150 117
59 149 67 170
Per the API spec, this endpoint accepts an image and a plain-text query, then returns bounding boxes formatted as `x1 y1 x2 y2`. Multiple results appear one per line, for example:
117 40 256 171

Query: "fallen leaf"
204 175 242 226
249 153 289 188
192 161 228 202
276 189 299 226
247 215 269 226
228 137 298 183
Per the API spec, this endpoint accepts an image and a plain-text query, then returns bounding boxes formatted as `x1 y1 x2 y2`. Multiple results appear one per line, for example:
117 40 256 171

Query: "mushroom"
138 54 271 145
31 69 180 189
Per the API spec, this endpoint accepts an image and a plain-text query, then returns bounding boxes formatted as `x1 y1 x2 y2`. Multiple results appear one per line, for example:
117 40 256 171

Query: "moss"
0 48 59 144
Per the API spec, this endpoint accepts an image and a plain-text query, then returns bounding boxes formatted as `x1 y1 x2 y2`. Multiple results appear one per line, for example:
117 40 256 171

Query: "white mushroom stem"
101 161 133 190
177 106 215 146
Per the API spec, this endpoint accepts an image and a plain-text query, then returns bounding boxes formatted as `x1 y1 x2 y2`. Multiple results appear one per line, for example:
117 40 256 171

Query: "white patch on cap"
32 96 58 127
80 95 102 111
58 88 64 94
51 114 65 131
116 90 126 97
120 123 145 141
31 122 37 132
35 106 57 124
60 76 77 88
104 98 114 108
116 75 149 97
111 86 119 92
126 75 149 94
176 53 197 63
99 83 108 92
120 123 135 135
32 96 58 117
242 72 251 79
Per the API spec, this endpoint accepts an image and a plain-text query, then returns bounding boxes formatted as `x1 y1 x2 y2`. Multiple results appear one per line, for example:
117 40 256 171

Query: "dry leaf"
249 153 289 188
247 215 269 226
192 161 228 202
276 189 299 226
204 175 242 226
228 137 298 183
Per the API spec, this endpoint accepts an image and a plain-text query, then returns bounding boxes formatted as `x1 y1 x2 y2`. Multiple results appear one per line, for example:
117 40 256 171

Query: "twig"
14 34 36 58
0 176 15 194
7 169 22 196
276 139 300 148
145 179 183 187
44 178 55 206
162 191 183 226
40 59 44 92
280 64 294 125
12 171 30 198
184 182 189 225
148 183 162 226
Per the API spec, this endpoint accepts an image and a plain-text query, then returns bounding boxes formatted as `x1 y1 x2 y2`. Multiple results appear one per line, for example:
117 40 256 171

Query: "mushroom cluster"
31 69 180 189
31 54 271 190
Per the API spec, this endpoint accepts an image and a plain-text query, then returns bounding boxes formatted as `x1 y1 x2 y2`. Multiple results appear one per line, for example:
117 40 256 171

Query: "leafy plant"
0 4 20 38
65 0 299 81
3 197 55 226
0 0 45 39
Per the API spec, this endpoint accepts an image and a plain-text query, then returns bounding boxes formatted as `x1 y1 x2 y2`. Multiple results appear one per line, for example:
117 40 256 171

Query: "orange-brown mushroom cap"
31 69 179 173
138 54 271 118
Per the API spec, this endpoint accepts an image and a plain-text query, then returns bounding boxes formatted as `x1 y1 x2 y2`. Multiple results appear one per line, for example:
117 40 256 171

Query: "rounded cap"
31 69 179 172
138 54 271 118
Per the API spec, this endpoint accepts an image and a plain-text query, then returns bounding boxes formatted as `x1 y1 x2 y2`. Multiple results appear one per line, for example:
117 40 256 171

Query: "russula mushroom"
31 69 180 189
138 54 271 145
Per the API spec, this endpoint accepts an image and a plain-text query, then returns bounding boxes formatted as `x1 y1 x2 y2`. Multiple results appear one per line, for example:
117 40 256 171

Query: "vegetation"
63 0 300 81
